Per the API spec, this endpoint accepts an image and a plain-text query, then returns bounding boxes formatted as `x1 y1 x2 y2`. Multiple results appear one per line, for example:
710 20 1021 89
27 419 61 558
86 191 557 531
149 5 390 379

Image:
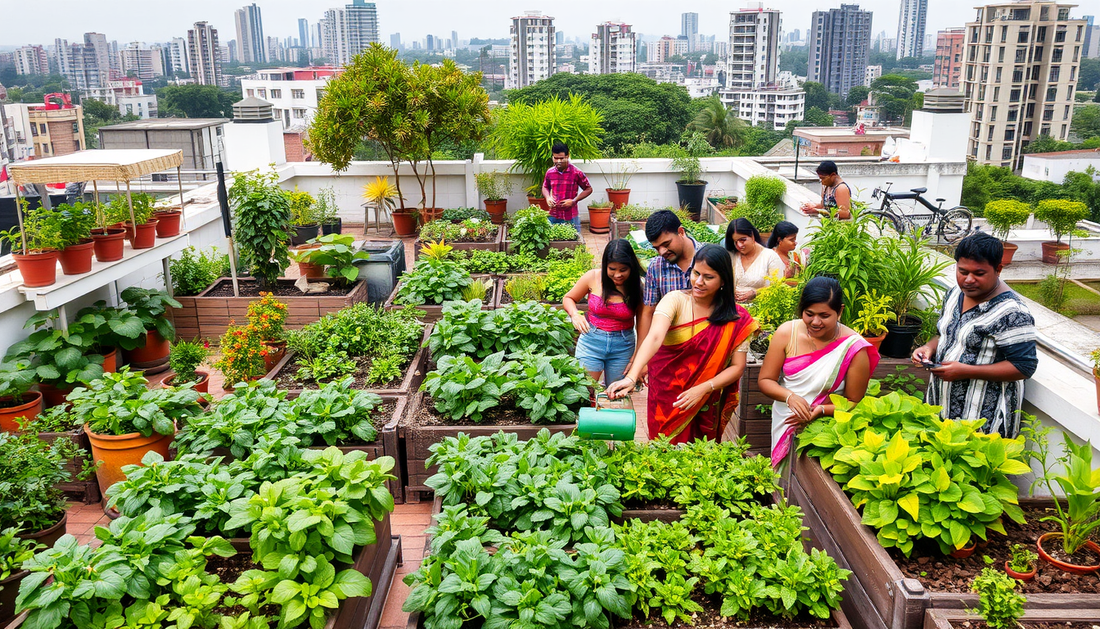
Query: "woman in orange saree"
607 245 758 443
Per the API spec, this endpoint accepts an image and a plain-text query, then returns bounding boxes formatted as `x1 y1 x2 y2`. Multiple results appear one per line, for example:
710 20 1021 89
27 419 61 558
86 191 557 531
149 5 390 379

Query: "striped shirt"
643 236 701 307
926 287 1037 438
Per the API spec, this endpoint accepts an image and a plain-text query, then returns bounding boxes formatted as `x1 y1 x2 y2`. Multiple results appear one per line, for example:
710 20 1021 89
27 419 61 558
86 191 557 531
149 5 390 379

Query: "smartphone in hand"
921 359 942 370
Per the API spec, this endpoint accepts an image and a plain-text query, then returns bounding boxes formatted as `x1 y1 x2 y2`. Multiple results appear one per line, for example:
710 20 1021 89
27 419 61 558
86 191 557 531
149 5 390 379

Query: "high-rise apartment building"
808 4 873 97
896 0 929 59
14 46 49 76
963 0 1086 168
167 37 190 75
83 33 114 82
588 22 636 75
390 33 402 50
646 36 688 63
1083 16 1099 58
188 22 223 86
726 3 782 90
319 1 379 66
235 4 267 64
508 11 555 89
298 19 310 52
933 28 965 88
119 43 164 80
55 39 103 90
682 12 699 42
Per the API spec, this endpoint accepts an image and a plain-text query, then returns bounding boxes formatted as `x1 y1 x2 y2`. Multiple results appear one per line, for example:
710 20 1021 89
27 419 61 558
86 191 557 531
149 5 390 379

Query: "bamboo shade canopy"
8 149 184 184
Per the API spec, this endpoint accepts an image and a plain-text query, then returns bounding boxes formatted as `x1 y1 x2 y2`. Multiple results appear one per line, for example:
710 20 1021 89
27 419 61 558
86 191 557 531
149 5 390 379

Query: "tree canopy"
156 85 237 119
1072 105 1100 142
685 95 746 149
870 75 922 124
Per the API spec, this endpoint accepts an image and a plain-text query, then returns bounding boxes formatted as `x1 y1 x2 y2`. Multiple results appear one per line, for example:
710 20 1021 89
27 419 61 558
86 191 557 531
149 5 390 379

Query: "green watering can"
577 393 636 441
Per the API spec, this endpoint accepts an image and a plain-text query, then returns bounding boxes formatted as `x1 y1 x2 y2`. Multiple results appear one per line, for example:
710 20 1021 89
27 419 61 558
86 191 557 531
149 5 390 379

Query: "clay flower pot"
1001 241 1019 267
124 330 171 371
128 218 159 249
1005 560 1037 582
298 261 325 279
862 333 887 353
58 240 94 275
12 250 59 288
0 391 43 432
950 543 976 559
262 340 287 372
85 425 174 496
1037 532 1100 574
154 210 182 237
606 188 631 210
588 205 612 234
418 207 443 225
101 348 118 374
36 382 73 409
391 211 419 236
91 228 127 262
17 512 67 551
1041 241 1070 264
484 199 507 225
162 370 210 394
527 196 550 212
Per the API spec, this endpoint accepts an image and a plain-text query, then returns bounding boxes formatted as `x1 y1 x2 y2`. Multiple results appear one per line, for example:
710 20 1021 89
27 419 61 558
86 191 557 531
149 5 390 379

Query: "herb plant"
288 379 383 445
71 368 202 437
422 352 515 423
0 526 42 580
169 339 209 385
170 246 231 296
396 241 472 305
548 223 578 242
971 567 1025 629
4 310 105 387
1008 544 1036 573
56 202 96 248
504 273 546 302
121 286 181 342
297 233 369 284
442 207 492 222
0 431 81 531
1025 421 1100 557
511 206 552 255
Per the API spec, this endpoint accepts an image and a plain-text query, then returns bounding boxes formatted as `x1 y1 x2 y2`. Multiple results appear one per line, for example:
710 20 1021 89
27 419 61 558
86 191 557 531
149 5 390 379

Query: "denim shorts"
574 327 636 386
550 214 582 234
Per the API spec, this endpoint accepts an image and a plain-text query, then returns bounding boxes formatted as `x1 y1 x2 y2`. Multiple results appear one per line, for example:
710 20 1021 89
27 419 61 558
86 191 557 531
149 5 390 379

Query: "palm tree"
686 95 747 150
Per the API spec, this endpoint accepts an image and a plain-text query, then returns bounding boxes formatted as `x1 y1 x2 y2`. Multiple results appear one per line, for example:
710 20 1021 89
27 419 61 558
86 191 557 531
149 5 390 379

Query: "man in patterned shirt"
912 233 1037 438
541 142 592 234
636 210 701 362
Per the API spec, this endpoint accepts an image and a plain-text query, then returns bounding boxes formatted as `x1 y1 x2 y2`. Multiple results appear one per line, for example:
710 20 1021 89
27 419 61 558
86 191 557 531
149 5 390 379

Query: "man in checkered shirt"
541 142 593 234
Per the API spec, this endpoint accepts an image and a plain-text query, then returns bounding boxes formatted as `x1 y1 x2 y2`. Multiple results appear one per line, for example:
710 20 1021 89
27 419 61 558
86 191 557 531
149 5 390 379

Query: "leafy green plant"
442 207 492 222
296 352 356 384
511 206 553 255
1008 543 1036 573
671 132 709 184
173 379 291 458
880 234 951 323
122 286 181 342
971 567 1025 629
417 220 463 242
365 351 403 386
0 526 43 580
299 233 369 284
852 290 896 337
613 205 654 222
474 171 515 202
285 186 317 226
511 352 591 423
747 273 800 334
397 241 472 305
230 169 292 290
55 202 97 248
170 246 231 296
71 368 202 437
73 301 146 353
0 358 38 405
0 431 81 531
1035 198 1089 243
169 339 209 385
984 199 1032 242
4 310 105 387
1026 425 1100 557
0 204 64 253
802 209 892 326
288 379 383 445
314 186 339 226
504 273 546 302
548 223 578 242
421 352 514 422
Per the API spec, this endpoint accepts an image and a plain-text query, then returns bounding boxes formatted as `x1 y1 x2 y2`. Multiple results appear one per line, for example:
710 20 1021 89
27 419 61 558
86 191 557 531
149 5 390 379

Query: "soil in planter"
412 395 580 427
615 594 837 629
206 553 282 619
273 354 412 391
891 505 1100 594
204 279 356 298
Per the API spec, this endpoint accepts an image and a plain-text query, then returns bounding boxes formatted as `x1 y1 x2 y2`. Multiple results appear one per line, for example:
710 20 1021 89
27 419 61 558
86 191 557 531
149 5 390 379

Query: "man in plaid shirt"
541 142 593 233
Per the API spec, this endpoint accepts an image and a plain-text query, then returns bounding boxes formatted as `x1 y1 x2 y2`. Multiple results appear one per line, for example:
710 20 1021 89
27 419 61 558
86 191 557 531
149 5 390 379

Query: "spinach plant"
421 352 515 423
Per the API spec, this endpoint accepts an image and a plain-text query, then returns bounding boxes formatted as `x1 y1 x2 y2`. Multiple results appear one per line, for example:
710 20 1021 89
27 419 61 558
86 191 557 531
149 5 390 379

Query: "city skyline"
0 0 986 50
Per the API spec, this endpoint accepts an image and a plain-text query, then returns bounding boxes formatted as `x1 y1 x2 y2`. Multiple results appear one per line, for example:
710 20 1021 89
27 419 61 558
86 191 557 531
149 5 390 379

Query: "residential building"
223 44 235 65
508 11 556 89
235 3 267 64
962 0 1087 168
166 38 190 75
319 1 380 66
647 36 688 63
83 33 114 81
1022 147 1100 182
1 104 35 162
298 19 310 52
55 40 98 91
98 118 225 174
793 125 910 156
27 94 85 158
896 0 929 59
267 37 287 63
188 21 223 86
240 66 343 129
84 80 158 119
808 4 873 98
865 64 883 86
588 22 636 75
390 33 402 50
720 88 805 130
1084 16 1099 58
725 3 782 90
119 43 164 80
933 28 965 88
682 12 699 48
13 46 49 76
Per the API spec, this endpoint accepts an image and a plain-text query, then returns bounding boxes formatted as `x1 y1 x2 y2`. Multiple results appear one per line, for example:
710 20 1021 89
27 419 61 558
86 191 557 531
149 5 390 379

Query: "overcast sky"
1 1 1009 49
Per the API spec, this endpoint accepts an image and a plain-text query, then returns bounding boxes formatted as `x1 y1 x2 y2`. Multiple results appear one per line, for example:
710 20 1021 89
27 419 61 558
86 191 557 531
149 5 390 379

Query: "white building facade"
240 67 341 130
720 4 804 130
508 11 555 89
896 0 929 59
1021 149 1100 183
588 22 636 75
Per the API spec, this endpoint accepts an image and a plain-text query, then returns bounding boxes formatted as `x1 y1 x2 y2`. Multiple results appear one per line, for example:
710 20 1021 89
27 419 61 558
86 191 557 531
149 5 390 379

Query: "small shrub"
505 274 546 302
214 324 269 385
971 567 1024 629
983 199 1031 241
168 339 209 385
169 246 231 296
548 222 579 241
1035 198 1089 243
511 206 552 254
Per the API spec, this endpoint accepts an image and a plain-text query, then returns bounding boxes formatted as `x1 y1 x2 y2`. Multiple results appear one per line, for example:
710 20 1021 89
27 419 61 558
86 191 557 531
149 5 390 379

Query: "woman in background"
724 218 784 302
767 221 802 278
800 161 852 219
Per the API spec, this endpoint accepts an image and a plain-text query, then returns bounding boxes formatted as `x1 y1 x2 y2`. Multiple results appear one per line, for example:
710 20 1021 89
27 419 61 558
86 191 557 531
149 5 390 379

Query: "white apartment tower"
13 46 49 76
319 0 379 66
84 33 114 82
168 37 190 75
235 4 268 64
896 0 929 59
188 22 223 86
963 0 1087 169
508 11 556 89
588 22 636 75
720 4 804 131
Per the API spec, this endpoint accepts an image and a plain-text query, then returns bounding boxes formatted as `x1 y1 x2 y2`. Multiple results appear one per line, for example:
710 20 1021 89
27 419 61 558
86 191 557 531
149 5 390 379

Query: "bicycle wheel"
866 211 905 236
938 207 973 243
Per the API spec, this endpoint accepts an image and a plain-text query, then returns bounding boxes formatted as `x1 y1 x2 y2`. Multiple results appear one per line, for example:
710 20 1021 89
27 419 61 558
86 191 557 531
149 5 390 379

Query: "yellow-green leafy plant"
852 290 896 337
983 199 1031 242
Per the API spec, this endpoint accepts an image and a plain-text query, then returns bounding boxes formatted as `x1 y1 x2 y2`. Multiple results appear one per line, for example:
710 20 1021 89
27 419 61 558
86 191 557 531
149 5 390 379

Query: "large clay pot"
12 250 58 288
0 391 43 432
58 240 94 275
419 207 443 225
128 219 159 249
17 512 67 550
154 210 182 237
1037 532 1100 574
527 196 550 212
162 370 210 394
1001 241 1019 267
123 330 170 373
588 206 612 234
392 211 419 236
485 199 507 225
606 188 631 210
262 340 287 372
862 333 887 353
85 426 174 496
36 382 74 409
101 348 118 374
298 261 325 278
1041 241 1070 264
91 228 126 262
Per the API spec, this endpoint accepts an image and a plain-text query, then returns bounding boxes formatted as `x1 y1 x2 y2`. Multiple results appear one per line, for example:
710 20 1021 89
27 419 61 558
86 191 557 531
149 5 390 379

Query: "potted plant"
983 199 1032 266
587 200 613 235
301 233 370 285
164 339 210 393
1005 543 1037 582
55 202 96 275
290 243 326 278
152 198 183 238
122 193 159 249
0 204 62 288
600 160 639 210
879 234 951 359
0 526 42 624
213 323 270 389
1029 435 1100 573
316 186 342 235
509 206 554 256
72 368 200 496
230 169 292 291
852 290 895 352
672 132 711 220
71 302 146 373
286 186 319 245
475 171 515 225
247 292 289 370
0 359 41 432
89 198 127 262
740 175 788 236
0 431 80 549
120 287 181 370
364 175 413 236
1035 199 1089 264
4 311 105 408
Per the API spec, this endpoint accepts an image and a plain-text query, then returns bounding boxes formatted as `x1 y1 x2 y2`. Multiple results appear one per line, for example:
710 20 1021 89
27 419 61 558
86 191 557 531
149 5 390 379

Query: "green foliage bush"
510 206 553 254
739 175 787 232
983 199 1032 241
170 246 231 296
229 169 291 289
1035 198 1090 243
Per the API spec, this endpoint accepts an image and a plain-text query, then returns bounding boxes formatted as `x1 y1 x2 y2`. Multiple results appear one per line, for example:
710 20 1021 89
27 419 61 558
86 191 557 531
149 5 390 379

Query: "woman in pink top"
563 239 643 386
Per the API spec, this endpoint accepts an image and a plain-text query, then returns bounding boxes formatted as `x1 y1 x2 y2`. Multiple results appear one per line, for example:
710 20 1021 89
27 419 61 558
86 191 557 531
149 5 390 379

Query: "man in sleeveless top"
799 161 852 219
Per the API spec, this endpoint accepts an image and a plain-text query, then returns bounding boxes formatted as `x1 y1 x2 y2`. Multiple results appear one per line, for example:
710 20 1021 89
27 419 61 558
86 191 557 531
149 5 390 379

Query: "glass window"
1017 29 1029 43
1010 88 1020 102
1046 86 1057 101
270 89 281 99
998 47 1005 62
1003 145 1013 160
1036 26 1047 42
292 89 304 99
991 105 998 120
1049 66 1060 82
1008 108 1018 122
1052 47 1063 62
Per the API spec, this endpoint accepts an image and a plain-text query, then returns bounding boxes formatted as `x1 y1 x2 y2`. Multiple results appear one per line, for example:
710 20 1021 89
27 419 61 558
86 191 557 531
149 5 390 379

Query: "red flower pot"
262 340 287 372
1001 241 1019 267
862 333 887 353
485 199 507 225
588 206 612 234
0 391 43 432
85 426 173 497
124 330 171 367
527 196 550 212
36 382 74 409
392 211 419 236
950 543 976 559
298 261 325 278
606 188 631 210
418 207 443 225
102 348 118 373
154 210 182 237
128 219 159 249
91 228 127 262
58 240 94 275
1037 532 1100 574
1004 560 1037 582
12 250 59 288
1041 241 1070 264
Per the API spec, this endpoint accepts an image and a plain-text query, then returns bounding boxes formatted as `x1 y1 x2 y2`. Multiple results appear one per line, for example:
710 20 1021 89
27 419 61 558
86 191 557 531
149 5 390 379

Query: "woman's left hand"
673 384 711 410
783 405 824 427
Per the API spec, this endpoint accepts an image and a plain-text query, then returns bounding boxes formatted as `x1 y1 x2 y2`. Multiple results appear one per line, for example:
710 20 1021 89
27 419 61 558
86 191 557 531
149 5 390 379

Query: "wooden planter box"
193 278 368 340
264 324 432 397
609 216 647 239
493 276 588 312
37 429 100 503
924 608 1100 629
789 454 1100 629
172 295 200 341
414 225 505 259
392 391 576 503
382 275 496 323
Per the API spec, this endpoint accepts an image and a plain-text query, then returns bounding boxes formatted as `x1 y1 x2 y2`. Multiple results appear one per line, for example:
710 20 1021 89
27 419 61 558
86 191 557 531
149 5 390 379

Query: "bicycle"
868 183 973 244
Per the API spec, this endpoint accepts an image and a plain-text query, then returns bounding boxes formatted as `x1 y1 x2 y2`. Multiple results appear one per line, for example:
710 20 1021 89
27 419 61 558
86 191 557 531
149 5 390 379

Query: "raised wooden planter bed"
493 276 588 312
924 608 1100 629
609 216 647 239
172 294 200 341
192 277 368 340
392 391 576 503
789 453 1100 629
37 428 100 503
382 275 496 323
414 225 505 259
264 324 432 397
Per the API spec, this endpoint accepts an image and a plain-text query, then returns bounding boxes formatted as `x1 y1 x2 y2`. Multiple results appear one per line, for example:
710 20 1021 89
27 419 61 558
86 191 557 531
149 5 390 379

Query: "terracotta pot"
58 240 94 275
1000 241 1019 267
101 348 117 373
606 188 630 210
527 196 550 212
0 391 43 432
153 210 182 237
85 425 174 496
950 543 976 559
124 330 170 367
392 211 419 236
298 261 325 278
418 207 443 225
36 382 74 409
1004 560 1037 582
0 568 28 624
262 340 287 372
484 199 508 225
862 333 887 353
17 512 67 550
128 219 159 249
91 228 126 262
162 370 210 393
12 250 58 288
1041 241 1070 264
588 206 612 234
1038 532 1100 574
